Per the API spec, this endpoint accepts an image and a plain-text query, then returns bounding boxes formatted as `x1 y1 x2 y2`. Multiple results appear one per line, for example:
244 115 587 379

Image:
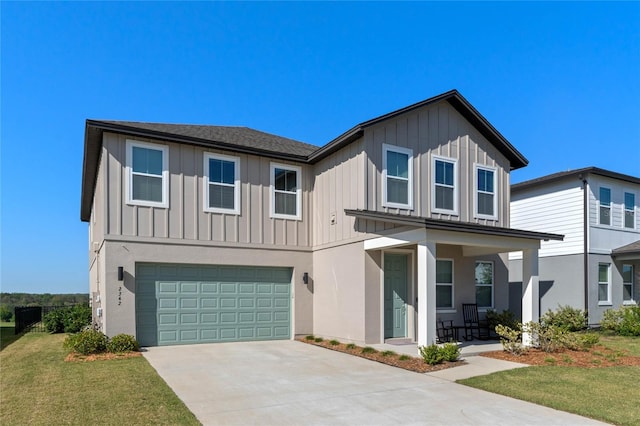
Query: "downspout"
580 175 589 321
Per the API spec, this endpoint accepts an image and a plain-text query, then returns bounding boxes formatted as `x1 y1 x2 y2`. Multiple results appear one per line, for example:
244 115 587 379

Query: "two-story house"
80 90 561 347
509 168 640 324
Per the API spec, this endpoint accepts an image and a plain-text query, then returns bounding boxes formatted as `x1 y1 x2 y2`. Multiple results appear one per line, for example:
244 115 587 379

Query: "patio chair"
462 303 490 341
436 320 455 343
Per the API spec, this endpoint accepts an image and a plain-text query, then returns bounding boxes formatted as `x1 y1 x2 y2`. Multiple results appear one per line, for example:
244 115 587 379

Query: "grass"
0 322 21 350
459 334 640 426
0 332 200 425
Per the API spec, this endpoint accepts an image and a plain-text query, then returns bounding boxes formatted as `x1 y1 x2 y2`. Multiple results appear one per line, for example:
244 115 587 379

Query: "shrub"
64 329 108 355
418 344 445 365
540 305 587 332
345 343 356 350
495 324 525 355
440 342 460 362
0 305 13 322
485 309 518 331
314 337 323 343
381 350 396 357
44 309 66 333
601 305 640 336
329 339 340 346
63 304 92 333
106 334 139 353
361 346 377 354
304 335 315 341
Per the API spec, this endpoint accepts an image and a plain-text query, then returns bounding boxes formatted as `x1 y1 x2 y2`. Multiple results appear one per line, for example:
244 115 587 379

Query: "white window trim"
475 260 494 310
203 152 241 215
598 262 611 306
474 164 498 220
622 264 635 304
382 144 414 210
623 190 636 230
125 139 169 208
436 258 454 311
431 155 458 215
598 186 611 226
270 162 302 220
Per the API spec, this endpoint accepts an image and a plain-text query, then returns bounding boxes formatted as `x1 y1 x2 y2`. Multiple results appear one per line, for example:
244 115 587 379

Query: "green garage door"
135 263 292 346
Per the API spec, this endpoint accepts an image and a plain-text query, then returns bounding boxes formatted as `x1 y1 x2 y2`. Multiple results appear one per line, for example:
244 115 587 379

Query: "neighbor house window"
598 263 611 304
624 192 635 229
270 163 301 220
599 187 611 225
126 140 168 207
436 259 454 310
475 261 493 309
432 156 457 214
204 153 240 214
382 144 413 209
475 165 497 219
623 264 634 303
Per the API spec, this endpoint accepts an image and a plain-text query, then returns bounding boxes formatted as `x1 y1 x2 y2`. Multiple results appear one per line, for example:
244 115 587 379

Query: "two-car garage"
135 263 292 346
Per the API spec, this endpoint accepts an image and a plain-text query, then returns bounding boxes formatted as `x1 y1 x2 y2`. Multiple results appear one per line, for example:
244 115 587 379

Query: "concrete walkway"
143 340 606 425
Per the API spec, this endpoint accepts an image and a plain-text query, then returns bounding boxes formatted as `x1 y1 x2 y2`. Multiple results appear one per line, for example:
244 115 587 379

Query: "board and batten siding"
364 102 511 227
509 180 584 260
100 133 312 247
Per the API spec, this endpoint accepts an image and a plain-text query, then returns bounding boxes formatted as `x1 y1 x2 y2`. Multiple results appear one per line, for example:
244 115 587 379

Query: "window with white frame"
624 192 635 229
599 187 611 225
475 261 493 309
432 156 457 214
270 163 301 220
475 165 497 218
126 140 168 207
436 259 454 310
623 264 634 303
598 263 611 304
382 144 413 209
204 153 240 214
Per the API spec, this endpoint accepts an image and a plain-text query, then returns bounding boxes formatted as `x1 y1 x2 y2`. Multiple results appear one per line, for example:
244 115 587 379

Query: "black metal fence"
14 305 69 334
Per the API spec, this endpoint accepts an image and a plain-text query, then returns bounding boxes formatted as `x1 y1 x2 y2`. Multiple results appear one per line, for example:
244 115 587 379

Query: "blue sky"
1 2 639 294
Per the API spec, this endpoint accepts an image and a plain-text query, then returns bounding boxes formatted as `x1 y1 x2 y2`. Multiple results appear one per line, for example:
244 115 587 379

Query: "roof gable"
512 167 640 193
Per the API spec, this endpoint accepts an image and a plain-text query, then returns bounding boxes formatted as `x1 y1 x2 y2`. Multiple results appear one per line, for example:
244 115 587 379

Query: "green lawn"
459 335 640 426
0 322 21 350
0 332 200 425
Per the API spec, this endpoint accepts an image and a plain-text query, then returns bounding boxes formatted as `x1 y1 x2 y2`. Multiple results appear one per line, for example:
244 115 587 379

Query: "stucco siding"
510 180 584 260
102 133 312 248
363 102 511 227
99 239 313 339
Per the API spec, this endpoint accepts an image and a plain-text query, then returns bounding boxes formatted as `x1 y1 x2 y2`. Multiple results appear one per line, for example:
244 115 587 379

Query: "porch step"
384 338 414 345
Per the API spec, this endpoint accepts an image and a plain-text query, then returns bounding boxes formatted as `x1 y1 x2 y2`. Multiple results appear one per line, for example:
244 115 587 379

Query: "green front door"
384 253 408 338
135 263 292 346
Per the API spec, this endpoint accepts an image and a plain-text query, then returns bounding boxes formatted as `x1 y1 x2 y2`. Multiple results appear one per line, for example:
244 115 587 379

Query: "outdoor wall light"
117 266 124 281
303 272 309 284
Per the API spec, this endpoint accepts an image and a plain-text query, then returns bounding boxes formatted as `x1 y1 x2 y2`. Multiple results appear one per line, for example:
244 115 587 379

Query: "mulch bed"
65 351 143 362
482 345 640 368
297 337 466 373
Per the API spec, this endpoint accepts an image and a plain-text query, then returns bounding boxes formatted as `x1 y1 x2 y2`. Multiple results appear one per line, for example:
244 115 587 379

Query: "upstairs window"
475 261 493 309
598 263 611 304
382 144 413 209
475 165 497 219
624 192 635 229
623 264 634 303
436 259 454 310
599 187 611 225
432 156 457 214
204 153 240 214
126 140 168 208
271 163 301 220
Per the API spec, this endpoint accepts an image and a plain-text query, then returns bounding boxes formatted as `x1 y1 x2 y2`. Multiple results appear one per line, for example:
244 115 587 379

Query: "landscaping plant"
64 329 108 355
601 305 640 336
485 309 518 332
540 305 587 332
418 342 459 365
106 334 140 353
495 324 525 355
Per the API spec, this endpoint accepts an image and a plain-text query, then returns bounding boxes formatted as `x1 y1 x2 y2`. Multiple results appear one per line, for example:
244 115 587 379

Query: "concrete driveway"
143 340 604 426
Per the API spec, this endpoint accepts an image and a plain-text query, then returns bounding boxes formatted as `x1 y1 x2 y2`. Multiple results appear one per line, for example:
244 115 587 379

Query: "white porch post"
522 248 540 346
417 240 437 347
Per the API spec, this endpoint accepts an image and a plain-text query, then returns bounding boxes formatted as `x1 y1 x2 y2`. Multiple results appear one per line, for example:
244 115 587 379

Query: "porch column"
522 248 540 346
417 240 437 347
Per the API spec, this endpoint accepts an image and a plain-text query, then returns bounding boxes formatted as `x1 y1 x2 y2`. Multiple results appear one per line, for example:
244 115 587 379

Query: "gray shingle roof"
512 167 640 192
612 240 640 255
90 120 319 158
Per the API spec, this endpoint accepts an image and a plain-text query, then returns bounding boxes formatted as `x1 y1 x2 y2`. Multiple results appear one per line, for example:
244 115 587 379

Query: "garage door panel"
136 263 292 346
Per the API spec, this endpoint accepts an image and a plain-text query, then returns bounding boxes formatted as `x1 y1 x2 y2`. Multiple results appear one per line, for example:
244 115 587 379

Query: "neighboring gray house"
80 90 561 347
509 168 640 324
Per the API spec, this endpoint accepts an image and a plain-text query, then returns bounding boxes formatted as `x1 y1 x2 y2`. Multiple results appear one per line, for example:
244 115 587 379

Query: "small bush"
440 342 460 362
106 334 139 353
361 346 377 354
398 354 410 361
601 306 640 336
44 304 92 334
44 309 66 333
540 305 587 332
314 337 324 343
304 335 315 341
486 309 518 331
345 343 356 350
495 324 525 355
0 305 13 322
418 344 445 365
64 329 108 355
381 350 396 357
329 339 340 346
